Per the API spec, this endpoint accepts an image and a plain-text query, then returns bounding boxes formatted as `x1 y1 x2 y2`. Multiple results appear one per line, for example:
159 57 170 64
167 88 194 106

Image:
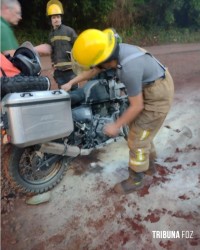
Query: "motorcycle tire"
1 75 50 98
5 145 70 194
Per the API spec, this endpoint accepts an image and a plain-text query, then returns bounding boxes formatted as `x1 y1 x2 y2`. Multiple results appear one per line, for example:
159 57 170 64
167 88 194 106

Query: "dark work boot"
114 168 144 194
145 153 157 176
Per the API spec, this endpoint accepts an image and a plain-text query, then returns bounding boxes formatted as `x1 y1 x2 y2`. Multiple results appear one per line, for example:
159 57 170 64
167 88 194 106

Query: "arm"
116 93 144 127
70 28 78 44
34 44 52 56
3 44 51 57
2 50 15 57
104 93 144 136
61 67 102 91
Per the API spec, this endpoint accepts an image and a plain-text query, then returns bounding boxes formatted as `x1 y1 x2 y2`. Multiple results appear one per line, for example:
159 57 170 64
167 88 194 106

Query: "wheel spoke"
18 148 61 184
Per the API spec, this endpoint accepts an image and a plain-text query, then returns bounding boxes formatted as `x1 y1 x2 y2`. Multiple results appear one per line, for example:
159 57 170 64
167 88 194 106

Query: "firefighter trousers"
128 69 174 172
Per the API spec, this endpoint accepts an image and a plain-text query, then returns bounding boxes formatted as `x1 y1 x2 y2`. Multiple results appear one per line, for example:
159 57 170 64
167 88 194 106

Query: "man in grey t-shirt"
62 28 174 194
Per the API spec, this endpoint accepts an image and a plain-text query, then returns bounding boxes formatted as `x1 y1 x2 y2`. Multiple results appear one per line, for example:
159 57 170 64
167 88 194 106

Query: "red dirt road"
1 43 200 250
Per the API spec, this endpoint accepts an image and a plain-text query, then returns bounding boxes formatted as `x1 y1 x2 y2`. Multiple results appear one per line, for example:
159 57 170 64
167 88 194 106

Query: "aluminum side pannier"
2 90 73 147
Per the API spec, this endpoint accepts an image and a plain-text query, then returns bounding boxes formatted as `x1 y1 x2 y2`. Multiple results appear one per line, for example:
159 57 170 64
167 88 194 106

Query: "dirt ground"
1 43 200 250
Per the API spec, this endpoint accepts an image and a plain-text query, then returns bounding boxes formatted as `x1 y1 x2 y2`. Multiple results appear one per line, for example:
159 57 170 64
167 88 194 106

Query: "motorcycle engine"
71 103 117 147
72 106 92 123
95 116 115 141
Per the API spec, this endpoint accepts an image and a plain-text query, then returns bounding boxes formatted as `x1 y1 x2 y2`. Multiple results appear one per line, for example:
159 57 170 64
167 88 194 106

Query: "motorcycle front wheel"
5 145 71 194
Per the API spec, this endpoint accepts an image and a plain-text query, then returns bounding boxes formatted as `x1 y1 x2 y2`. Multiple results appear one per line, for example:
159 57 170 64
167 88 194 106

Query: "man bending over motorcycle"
61 28 174 194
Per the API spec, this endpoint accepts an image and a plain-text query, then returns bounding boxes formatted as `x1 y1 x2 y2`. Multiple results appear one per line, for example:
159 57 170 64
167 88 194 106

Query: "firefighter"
35 0 77 89
61 28 174 194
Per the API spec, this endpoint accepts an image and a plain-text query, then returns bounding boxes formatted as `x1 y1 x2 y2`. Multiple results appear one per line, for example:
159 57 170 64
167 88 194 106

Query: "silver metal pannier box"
2 90 73 147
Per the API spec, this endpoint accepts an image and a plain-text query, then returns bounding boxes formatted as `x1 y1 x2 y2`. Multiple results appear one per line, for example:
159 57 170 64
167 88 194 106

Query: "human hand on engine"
61 82 72 91
104 123 120 137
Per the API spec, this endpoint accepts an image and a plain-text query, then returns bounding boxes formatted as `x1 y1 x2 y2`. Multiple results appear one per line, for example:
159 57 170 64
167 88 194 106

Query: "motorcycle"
1 67 129 194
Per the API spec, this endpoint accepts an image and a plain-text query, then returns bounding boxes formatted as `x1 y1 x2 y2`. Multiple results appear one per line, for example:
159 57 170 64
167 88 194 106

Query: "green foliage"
133 0 200 28
15 28 49 45
16 0 200 45
187 0 200 26
18 0 47 29
121 26 200 46
62 0 115 30
15 26 200 47
17 0 200 30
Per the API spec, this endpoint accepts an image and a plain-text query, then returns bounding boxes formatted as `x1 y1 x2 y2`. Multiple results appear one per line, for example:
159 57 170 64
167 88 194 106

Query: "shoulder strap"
137 46 166 70
120 51 145 66
119 46 166 71
146 52 166 70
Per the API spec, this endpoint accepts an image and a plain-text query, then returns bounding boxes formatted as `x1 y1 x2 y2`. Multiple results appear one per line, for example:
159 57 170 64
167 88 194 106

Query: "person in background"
0 0 22 56
35 0 78 89
0 1 49 99
61 28 174 194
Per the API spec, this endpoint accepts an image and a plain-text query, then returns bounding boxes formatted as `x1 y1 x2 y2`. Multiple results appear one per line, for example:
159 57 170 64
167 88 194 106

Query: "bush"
14 28 49 45
119 26 200 46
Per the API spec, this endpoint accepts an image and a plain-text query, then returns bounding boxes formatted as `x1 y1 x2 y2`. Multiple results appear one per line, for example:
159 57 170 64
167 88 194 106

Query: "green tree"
17 0 200 38
63 0 115 31
134 0 200 28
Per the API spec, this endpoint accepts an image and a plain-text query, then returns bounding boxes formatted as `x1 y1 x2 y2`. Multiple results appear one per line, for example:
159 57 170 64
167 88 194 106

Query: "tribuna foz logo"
152 231 194 239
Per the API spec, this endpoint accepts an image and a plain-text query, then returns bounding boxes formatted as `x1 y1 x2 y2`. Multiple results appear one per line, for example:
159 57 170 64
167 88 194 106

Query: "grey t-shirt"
117 43 165 97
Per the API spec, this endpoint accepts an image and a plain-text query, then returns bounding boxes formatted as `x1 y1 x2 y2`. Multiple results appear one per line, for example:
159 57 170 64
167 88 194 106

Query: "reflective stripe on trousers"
128 70 174 172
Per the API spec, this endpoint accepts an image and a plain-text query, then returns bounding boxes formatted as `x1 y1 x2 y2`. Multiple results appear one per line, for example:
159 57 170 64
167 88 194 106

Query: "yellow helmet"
46 0 64 16
71 28 117 74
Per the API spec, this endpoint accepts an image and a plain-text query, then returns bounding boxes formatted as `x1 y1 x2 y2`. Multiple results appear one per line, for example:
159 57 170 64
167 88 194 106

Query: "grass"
15 28 49 46
120 26 200 46
15 26 200 47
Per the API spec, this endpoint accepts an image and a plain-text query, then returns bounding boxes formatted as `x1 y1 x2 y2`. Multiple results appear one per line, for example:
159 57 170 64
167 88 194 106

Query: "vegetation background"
17 0 200 46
